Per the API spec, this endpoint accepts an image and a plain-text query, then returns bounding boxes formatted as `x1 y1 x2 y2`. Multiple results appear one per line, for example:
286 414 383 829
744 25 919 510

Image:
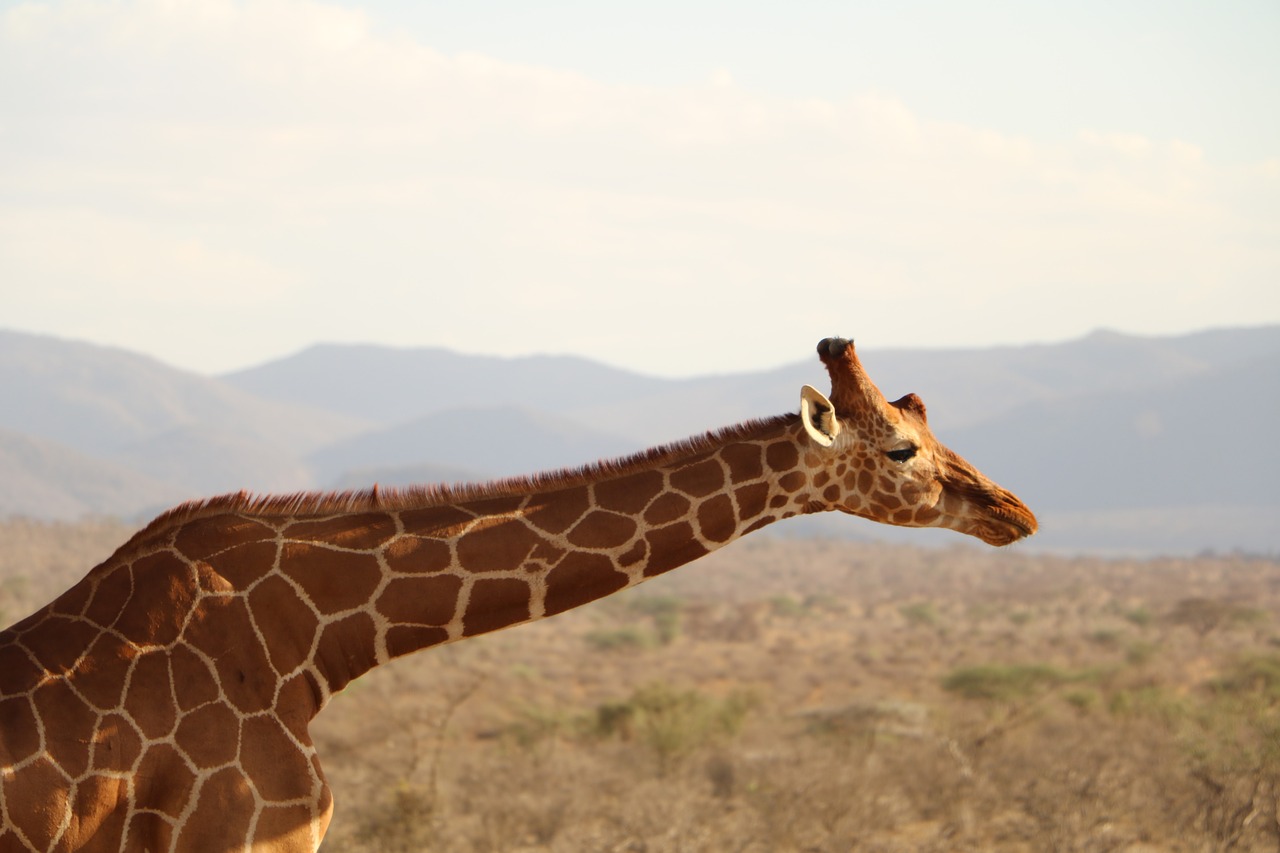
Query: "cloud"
0 208 299 305
1 0 1276 375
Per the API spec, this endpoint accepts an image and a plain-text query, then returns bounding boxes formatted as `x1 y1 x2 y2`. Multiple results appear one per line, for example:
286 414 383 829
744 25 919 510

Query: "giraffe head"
799 337 1037 546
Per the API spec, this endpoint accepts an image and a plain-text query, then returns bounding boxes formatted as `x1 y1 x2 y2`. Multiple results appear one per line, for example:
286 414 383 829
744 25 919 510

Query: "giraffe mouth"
973 507 1038 546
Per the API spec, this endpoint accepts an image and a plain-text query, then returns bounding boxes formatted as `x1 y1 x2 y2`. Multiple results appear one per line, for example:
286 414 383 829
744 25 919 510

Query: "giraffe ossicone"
0 337 1035 852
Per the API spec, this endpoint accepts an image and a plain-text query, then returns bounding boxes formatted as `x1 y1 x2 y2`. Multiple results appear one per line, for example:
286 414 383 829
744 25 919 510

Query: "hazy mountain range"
1 326 1276 556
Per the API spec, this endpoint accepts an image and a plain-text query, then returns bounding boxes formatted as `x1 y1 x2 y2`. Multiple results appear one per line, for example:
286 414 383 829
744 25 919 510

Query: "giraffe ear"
800 385 840 447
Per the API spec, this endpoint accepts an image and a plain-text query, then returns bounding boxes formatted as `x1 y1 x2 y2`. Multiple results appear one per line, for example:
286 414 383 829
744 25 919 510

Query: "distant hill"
223 343 674 427
1 324 1276 554
308 405 640 485
0 427 182 520
0 330 368 457
946 349 1280 512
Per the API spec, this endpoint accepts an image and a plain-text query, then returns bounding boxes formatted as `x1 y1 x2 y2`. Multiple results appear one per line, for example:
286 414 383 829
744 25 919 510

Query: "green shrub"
1124 606 1153 627
769 595 806 618
584 626 652 651
941 663 1069 701
1212 653 1280 698
899 601 938 627
1125 640 1158 666
592 682 756 775
1107 685 1189 724
625 595 684 645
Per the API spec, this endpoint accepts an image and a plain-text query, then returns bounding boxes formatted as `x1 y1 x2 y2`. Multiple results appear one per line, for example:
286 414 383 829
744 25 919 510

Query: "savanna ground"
4 518 1280 852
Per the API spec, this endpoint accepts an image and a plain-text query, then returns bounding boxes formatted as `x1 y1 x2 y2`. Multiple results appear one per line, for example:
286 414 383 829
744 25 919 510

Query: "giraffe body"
0 338 1036 852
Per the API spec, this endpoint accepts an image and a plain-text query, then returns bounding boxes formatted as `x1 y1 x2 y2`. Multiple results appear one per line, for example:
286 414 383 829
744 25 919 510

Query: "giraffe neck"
170 413 823 712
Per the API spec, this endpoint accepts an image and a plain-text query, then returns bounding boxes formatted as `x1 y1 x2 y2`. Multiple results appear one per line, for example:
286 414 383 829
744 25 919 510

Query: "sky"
1 0 1277 377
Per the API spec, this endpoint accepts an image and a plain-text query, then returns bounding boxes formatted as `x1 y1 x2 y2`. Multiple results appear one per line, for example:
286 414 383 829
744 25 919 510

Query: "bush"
592 682 756 775
626 594 684 645
584 626 652 651
942 663 1071 701
1212 653 1280 698
899 601 938 627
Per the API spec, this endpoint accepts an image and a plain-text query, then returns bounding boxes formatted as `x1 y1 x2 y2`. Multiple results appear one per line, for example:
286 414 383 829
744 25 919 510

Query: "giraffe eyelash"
886 446 917 463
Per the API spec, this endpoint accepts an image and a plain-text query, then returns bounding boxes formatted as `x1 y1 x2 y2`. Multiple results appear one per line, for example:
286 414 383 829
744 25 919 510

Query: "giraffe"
0 337 1035 852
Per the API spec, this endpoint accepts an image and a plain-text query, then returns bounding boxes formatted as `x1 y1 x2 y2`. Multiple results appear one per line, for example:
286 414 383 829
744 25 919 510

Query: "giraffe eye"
886 446 917 463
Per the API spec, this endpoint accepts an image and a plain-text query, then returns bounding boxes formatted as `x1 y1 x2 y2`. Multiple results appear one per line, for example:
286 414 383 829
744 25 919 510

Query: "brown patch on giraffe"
203 540 280 590
170 643 222 712
175 766 255 850
456 519 544 574
275 672 323 740
174 702 240 769
544 552 628 617
744 515 778 534
123 651 178 738
126 812 176 853
463 578 532 636
644 492 691 526
135 743 197 819
720 442 764 480
768 494 789 509
385 625 450 659
813 471 831 488
185 597 277 714
567 510 638 549
91 713 144 771
734 482 770 522
32 680 95 777
765 441 799 472
133 747 195 828
670 458 725 498
280 542 383 615
377 574 462 626
857 469 874 493
69 774 128 849
778 472 807 493
618 538 648 568
2 756 69 846
255 804 318 850
593 470 664 514
913 505 942 526
0 696 40 764
115 552 196 646
71 633 138 709
0 643 43 693
644 522 708 577
248 574 321 676
525 486 592 535
697 494 737 544
195 561 235 594
22 613 98 673
398 504 475 537
879 492 903 511
49 576 94 617
823 484 841 503
313 613 378 693
383 536 453 574
284 512 399 550
174 515 277 562
240 715 314 802
464 494 525 517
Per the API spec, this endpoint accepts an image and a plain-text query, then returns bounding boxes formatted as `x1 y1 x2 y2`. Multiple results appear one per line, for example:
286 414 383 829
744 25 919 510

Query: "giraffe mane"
115 414 800 554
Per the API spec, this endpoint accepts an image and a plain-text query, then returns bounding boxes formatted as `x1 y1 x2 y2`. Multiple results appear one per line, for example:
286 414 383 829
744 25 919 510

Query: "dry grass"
4 520 1280 851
